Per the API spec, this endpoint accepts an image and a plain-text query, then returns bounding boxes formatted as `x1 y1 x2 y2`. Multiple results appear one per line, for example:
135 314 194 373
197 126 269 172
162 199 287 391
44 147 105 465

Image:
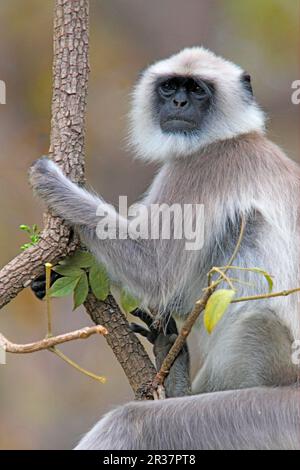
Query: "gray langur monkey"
29 47 300 450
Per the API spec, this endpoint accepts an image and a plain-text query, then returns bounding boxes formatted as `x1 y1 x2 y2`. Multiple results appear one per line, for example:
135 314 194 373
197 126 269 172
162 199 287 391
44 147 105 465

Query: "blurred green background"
0 0 299 449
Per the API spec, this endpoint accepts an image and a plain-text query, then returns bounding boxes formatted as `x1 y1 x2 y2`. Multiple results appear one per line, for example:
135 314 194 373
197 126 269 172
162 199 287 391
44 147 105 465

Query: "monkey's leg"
131 310 191 397
74 386 300 450
192 309 299 393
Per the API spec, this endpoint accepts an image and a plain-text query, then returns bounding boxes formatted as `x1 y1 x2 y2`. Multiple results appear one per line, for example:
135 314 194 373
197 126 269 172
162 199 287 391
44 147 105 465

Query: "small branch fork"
0 256 109 383
0 325 108 384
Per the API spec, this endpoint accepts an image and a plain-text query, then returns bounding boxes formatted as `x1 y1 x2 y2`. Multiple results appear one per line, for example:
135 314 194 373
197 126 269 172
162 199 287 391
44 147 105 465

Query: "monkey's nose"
173 98 188 108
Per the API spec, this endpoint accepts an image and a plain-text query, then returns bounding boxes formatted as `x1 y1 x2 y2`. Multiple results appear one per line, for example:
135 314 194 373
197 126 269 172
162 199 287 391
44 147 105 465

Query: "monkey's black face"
155 76 215 134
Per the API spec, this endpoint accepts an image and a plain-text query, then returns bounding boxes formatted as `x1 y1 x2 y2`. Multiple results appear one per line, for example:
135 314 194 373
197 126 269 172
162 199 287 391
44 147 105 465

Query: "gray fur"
29 134 300 338
75 387 300 450
28 47 300 450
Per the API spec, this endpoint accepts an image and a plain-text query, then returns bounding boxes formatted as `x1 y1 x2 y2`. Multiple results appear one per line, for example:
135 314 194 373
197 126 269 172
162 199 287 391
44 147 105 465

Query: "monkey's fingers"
129 323 157 344
31 271 61 300
31 278 47 299
131 309 155 329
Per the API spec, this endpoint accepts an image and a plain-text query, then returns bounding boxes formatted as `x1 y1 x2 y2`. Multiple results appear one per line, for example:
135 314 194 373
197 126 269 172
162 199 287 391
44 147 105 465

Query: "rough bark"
85 295 156 394
0 0 156 396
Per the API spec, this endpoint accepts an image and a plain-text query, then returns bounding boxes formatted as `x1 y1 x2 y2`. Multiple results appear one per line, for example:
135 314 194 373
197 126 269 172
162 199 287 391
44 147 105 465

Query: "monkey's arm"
29 158 160 302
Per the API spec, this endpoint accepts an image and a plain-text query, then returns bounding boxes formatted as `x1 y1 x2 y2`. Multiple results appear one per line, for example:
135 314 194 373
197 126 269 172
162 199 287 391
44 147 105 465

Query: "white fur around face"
128 47 266 163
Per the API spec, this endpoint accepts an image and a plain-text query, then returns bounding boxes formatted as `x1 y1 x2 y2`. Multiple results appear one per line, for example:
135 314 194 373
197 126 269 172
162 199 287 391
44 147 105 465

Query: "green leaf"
120 289 140 312
249 268 273 293
204 289 235 334
223 266 274 293
19 224 30 233
32 224 39 234
19 223 40 250
53 265 84 277
49 276 80 298
59 250 95 268
73 271 89 309
30 234 39 244
89 263 110 301
21 243 32 251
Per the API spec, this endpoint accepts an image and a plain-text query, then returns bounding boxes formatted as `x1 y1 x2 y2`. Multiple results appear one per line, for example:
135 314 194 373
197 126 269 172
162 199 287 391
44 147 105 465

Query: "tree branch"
153 292 211 387
0 325 107 354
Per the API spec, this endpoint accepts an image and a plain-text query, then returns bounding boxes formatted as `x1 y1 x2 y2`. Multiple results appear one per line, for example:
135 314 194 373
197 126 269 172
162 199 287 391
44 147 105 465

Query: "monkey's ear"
241 72 253 96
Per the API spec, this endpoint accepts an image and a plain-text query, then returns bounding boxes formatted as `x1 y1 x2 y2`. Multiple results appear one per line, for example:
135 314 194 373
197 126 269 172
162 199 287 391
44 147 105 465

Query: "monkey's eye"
188 80 207 97
159 80 177 96
191 83 202 92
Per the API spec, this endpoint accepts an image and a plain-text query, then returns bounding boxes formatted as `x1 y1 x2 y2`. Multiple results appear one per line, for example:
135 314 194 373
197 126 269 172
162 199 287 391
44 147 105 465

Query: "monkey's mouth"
161 118 198 133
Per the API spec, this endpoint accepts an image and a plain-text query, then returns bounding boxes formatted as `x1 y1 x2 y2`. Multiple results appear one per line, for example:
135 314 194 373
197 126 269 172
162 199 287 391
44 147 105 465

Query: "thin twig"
207 216 246 287
0 325 107 353
50 347 106 384
231 287 300 304
0 311 108 384
45 262 53 337
154 216 246 389
219 265 273 273
153 290 212 387
223 216 246 275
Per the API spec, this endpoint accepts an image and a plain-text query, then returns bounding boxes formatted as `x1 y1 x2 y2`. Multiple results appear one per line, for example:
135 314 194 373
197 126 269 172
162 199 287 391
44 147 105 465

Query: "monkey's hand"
31 270 61 300
130 310 191 397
